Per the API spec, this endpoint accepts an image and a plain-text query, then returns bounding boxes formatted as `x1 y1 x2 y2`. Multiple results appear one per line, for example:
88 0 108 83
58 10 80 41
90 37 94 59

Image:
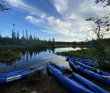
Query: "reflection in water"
51 47 55 54
0 47 85 74
26 51 28 62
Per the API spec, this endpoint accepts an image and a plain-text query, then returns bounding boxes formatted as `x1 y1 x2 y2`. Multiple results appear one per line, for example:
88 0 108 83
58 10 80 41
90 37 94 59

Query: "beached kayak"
68 58 110 86
47 62 108 93
66 56 110 76
0 66 43 86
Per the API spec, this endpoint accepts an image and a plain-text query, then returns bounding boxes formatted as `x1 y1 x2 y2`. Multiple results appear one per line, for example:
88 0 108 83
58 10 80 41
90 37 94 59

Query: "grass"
0 49 22 62
0 45 24 50
56 47 110 72
56 48 97 60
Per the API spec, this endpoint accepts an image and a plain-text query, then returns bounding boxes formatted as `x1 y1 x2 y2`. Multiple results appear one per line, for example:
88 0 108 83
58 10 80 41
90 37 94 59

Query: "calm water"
0 47 83 74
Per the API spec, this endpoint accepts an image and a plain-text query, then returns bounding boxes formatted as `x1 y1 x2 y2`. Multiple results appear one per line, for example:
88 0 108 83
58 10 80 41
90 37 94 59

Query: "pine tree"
12 30 14 39
12 24 16 39
48 39 51 45
29 33 33 41
17 31 19 39
52 38 55 43
26 29 28 40
0 30 1 44
23 30 24 39
34 34 36 40
13 31 16 39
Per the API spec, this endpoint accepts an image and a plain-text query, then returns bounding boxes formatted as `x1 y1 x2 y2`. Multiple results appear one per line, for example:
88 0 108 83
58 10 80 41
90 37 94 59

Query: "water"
0 47 83 74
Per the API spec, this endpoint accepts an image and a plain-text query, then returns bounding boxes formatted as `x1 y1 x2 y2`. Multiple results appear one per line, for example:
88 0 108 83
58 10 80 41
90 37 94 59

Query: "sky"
0 0 110 42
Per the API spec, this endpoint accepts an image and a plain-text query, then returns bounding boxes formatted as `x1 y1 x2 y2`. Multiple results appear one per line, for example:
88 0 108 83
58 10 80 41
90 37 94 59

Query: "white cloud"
25 16 44 24
53 0 68 14
9 0 46 18
55 38 86 42
9 0 110 41
42 16 78 37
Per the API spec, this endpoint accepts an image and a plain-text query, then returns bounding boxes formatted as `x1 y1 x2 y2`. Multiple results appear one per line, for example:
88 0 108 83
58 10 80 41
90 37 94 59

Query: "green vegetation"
0 50 21 62
56 48 97 59
85 0 110 72
56 47 110 72
0 27 56 48
0 46 51 66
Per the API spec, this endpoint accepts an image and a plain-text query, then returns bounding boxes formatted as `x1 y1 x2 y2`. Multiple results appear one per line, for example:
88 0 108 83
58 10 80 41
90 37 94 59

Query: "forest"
0 29 110 47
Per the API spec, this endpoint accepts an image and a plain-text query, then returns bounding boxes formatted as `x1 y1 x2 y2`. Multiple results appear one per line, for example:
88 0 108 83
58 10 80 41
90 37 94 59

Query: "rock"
45 87 47 90
21 87 27 92
31 91 37 93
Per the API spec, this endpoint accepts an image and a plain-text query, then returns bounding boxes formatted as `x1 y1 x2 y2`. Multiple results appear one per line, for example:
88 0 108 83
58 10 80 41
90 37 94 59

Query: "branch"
95 0 110 7
0 0 10 12
100 12 110 20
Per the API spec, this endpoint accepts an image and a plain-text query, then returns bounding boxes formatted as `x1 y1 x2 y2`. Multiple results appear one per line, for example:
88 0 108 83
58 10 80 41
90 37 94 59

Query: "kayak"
66 56 110 76
0 66 43 86
47 62 108 93
66 56 98 67
69 58 110 86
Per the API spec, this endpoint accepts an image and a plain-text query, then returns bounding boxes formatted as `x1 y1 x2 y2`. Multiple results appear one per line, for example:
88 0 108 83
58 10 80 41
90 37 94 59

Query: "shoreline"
0 69 110 93
0 71 69 93
0 70 110 93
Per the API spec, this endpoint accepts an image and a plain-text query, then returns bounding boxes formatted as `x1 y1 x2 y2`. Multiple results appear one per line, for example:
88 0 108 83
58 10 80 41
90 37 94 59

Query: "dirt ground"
0 70 110 93
0 72 69 93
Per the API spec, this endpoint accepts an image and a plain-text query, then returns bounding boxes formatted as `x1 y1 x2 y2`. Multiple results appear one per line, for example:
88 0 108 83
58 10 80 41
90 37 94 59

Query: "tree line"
0 29 56 47
1 29 110 47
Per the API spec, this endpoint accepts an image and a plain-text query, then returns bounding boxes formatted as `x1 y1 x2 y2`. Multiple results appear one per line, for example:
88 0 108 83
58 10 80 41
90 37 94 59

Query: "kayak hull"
47 62 107 93
69 58 110 86
0 66 43 86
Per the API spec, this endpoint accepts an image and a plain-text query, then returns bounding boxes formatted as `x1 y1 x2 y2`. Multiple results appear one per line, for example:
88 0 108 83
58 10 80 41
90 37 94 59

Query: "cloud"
25 16 44 24
49 0 98 39
42 16 78 36
53 0 68 15
9 0 46 18
9 0 110 41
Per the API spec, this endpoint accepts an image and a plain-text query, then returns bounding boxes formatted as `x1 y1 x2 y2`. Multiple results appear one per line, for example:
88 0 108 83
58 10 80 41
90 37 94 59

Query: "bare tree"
0 0 10 12
95 0 110 7
86 1 110 70
86 13 110 39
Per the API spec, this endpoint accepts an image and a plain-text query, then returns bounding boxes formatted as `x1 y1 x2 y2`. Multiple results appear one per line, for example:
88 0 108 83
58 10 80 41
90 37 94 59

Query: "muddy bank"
0 72 69 93
0 70 110 93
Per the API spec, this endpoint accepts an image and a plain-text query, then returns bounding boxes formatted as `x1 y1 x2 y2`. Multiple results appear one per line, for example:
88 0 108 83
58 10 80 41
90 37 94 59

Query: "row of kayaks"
47 62 108 93
66 56 110 86
0 57 110 93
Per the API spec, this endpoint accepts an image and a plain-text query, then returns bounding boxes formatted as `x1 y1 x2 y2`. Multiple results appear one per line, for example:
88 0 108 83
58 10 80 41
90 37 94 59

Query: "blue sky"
0 0 109 42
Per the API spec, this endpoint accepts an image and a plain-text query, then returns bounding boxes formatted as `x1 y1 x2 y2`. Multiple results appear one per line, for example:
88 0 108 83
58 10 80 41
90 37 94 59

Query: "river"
0 47 83 74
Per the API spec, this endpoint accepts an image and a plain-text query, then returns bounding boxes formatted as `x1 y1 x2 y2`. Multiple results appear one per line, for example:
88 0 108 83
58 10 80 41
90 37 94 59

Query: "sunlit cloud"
8 0 110 41
53 0 68 15
25 16 44 24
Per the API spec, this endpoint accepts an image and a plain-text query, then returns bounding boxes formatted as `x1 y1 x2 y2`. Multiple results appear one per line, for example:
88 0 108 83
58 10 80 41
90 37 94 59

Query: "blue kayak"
66 56 97 67
47 62 108 93
68 58 110 86
0 66 43 86
66 56 110 76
